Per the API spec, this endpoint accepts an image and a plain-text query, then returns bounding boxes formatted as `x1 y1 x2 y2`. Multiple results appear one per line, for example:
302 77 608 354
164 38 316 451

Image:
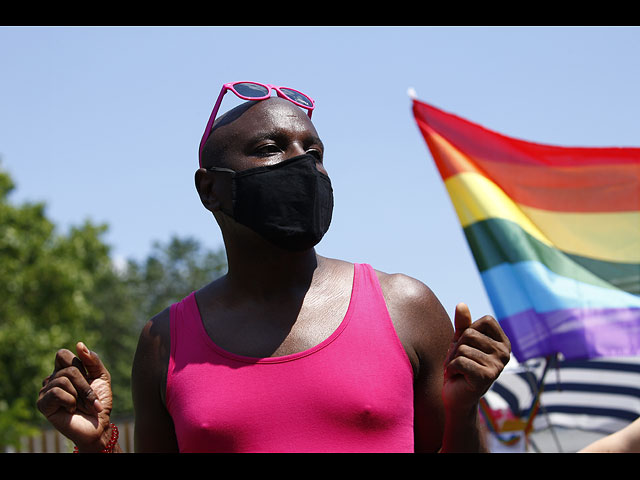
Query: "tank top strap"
167 291 200 393
348 263 410 367
351 263 394 326
354 263 387 308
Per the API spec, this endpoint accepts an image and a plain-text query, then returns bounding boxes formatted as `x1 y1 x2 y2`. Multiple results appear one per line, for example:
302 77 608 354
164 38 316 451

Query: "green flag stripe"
464 217 640 295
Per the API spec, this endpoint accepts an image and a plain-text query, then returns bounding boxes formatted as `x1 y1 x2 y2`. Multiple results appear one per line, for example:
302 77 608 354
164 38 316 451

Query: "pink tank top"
166 263 415 452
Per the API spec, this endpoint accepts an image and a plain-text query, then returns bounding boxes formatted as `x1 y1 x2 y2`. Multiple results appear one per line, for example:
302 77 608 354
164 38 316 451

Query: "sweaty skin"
38 97 511 453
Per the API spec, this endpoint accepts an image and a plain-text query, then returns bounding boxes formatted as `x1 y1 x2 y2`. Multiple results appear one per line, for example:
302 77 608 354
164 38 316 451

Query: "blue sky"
1 26 638 325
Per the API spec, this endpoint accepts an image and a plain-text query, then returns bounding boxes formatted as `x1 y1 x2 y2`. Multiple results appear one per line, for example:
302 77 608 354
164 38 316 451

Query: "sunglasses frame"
199 81 315 166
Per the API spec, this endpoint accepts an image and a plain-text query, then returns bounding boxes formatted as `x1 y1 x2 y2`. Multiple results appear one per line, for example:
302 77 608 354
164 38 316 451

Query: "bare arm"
440 303 511 452
579 417 640 453
378 272 510 453
377 272 452 452
131 307 179 452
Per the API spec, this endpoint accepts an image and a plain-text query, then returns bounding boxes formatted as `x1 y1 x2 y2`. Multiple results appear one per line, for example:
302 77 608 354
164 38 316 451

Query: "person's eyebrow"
244 127 324 150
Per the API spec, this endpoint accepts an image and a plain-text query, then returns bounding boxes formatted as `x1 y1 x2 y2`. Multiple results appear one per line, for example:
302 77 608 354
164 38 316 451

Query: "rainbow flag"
412 99 640 362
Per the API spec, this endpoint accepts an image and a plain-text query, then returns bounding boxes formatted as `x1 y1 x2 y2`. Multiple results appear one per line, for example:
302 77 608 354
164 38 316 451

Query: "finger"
455 327 501 354
76 342 109 382
453 303 472 341
38 379 79 418
48 365 103 415
454 326 512 369
463 317 512 365
445 333 494 378
53 348 76 373
446 354 497 384
50 349 85 398
444 354 480 386
469 315 511 344
72 356 89 380
453 342 494 367
76 343 107 413
41 374 78 398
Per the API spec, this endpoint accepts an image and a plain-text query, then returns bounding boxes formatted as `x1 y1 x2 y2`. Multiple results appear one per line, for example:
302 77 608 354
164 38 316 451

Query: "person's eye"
254 144 282 156
307 149 323 161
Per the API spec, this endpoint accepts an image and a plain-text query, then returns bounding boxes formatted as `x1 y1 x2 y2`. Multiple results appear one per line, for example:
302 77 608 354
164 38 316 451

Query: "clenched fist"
37 342 116 452
443 303 511 415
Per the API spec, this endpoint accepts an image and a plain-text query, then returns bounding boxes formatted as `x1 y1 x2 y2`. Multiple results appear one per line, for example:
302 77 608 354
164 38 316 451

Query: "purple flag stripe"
500 307 640 362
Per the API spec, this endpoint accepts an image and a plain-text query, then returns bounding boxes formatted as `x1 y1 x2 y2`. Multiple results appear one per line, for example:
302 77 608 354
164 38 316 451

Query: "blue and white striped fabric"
484 357 640 434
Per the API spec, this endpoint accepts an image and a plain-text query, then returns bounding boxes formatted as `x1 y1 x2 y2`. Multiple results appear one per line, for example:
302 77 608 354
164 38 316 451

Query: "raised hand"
442 303 511 415
37 342 114 452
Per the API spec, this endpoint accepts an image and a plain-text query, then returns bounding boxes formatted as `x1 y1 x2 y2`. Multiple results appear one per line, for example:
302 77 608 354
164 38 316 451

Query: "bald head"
200 97 321 171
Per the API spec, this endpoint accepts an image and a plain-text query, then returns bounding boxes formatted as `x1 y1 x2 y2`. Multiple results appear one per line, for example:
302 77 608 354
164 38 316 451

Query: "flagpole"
523 354 564 452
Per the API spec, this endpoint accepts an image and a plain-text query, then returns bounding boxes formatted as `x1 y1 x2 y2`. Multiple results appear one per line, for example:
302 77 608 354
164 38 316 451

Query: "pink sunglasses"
199 81 315 166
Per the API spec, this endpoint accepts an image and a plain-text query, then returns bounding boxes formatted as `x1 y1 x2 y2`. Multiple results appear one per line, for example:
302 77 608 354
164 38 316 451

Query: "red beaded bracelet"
73 423 119 453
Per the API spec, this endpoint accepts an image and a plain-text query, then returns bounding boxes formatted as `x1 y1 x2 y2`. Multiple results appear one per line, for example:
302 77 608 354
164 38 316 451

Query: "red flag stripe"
412 100 640 168
416 121 640 212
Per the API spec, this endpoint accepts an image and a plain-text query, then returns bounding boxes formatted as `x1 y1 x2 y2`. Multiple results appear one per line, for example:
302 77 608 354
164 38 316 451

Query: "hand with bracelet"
37 342 121 453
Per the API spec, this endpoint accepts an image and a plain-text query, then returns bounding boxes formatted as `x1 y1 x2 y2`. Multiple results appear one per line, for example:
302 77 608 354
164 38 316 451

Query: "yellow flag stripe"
445 171 640 263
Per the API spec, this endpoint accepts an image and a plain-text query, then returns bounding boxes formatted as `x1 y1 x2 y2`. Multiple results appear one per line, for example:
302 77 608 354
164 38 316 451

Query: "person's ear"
195 168 222 212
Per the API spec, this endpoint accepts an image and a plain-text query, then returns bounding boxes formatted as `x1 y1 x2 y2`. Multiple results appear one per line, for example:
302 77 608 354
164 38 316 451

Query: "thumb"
453 303 472 341
76 342 109 380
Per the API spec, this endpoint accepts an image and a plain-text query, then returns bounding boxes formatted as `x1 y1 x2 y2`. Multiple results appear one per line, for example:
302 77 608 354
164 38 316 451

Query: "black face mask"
211 154 334 252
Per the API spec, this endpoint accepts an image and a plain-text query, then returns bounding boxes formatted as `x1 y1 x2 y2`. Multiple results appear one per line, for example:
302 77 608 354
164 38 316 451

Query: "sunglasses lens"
234 82 269 98
280 88 313 108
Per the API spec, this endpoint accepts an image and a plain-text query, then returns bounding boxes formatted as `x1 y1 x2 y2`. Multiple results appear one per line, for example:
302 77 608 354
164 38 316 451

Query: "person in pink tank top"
38 82 511 453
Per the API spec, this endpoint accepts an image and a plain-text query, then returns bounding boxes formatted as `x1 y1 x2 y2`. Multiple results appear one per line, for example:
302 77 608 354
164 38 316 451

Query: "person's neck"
223 236 322 301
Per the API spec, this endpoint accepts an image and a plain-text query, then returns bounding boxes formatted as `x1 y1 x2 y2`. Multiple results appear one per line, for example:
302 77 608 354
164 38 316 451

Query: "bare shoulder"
316 255 353 276
374 268 454 374
316 258 454 372
132 307 172 403
374 268 452 332
131 306 179 452
135 307 171 363
374 269 436 307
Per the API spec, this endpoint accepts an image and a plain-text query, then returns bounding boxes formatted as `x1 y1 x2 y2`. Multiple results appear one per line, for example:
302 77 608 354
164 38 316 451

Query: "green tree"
0 167 112 447
123 236 227 328
0 163 227 450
